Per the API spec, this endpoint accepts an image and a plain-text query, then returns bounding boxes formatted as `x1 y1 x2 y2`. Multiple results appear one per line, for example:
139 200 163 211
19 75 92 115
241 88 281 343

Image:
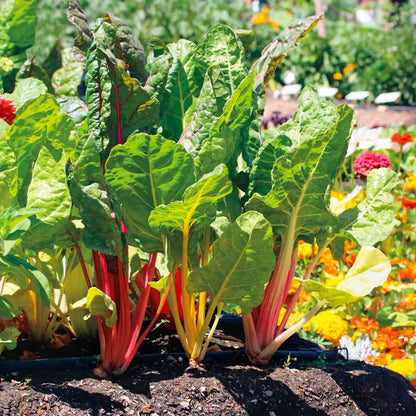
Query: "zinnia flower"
401 197 416 210
0 96 16 125
353 151 391 177
391 132 414 145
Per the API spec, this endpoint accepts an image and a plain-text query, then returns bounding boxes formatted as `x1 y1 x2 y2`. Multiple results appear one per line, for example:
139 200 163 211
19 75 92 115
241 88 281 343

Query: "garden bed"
1 356 415 415
265 93 416 128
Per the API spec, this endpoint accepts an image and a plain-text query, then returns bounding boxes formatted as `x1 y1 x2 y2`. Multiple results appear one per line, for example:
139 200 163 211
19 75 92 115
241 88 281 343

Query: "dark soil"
1 320 415 415
1 355 415 415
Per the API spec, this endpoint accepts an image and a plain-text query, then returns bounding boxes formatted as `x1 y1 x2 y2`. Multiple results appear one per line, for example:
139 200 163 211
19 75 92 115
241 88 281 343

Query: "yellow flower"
333 72 343 80
303 310 347 344
261 6 269 14
405 174 416 191
387 358 416 377
252 13 267 25
398 210 408 224
330 191 361 216
297 240 314 259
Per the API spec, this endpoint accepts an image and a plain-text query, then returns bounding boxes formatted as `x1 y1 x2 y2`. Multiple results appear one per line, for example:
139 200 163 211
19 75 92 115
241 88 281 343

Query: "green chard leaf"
247 87 354 243
251 15 321 92
188 211 275 314
349 168 400 246
3 78 48 110
85 287 117 327
105 133 194 252
69 136 122 256
195 71 257 177
52 48 84 97
193 24 247 98
303 246 390 306
85 22 159 158
21 147 72 250
159 53 192 141
149 164 233 241
6 94 76 205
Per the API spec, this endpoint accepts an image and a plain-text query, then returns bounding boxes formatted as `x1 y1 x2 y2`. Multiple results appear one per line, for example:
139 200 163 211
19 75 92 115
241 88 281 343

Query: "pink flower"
353 151 391 177
0 96 16 125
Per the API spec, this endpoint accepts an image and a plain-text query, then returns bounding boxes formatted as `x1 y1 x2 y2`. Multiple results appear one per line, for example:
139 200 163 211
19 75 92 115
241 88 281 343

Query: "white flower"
338 334 378 361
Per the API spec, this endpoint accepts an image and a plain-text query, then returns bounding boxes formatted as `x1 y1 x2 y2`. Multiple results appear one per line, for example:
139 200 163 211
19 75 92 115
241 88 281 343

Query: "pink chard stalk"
243 87 394 363
68 1 165 375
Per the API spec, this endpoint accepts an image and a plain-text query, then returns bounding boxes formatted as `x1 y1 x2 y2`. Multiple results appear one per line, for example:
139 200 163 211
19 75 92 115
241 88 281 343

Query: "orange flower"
350 316 380 333
333 72 343 80
398 260 416 280
391 132 414 145
319 248 339 275
367 352 392 366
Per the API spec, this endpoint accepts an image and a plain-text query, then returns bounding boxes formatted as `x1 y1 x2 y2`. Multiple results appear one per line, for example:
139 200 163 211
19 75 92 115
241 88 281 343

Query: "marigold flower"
391 132 414 145
353 151 391 177
343 63 356 74
303 310 347 344
401 197 416 210
252 12 267 25
398 260 416 280
333 72 343 80
297 240 315 259
387 358 416 377
405 174 416 192
0 96 16 125
367 352 392 367
319 248 339 275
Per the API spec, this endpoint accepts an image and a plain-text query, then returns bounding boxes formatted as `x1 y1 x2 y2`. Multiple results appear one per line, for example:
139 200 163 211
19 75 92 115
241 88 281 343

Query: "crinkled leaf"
52 48 84 97
70 136 122 255
106 133 194 252
159 54 192 141
195 72 256 177
3 0 37 50
104 13 148 84
85 29 159 157
22 147 72 250
247 88 354 243
67 0 92 63
168 39 199 96
251 15 321 92
85 287 117 327
3 78 47 109
180 66 223 156
249 87 347 196
0 167 17 211
149 164 232 236
193 24 247 98
6 94 75 204
188 211 274 314
349 168 400 246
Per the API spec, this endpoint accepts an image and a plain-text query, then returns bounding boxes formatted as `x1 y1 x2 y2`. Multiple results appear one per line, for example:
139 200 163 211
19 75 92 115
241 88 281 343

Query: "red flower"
353 151 391 177
391 132 414 145
0 96 16 125
401 197 416 210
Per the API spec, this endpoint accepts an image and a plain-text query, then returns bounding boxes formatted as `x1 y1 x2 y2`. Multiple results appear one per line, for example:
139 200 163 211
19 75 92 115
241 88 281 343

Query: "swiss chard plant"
243 87 398 363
